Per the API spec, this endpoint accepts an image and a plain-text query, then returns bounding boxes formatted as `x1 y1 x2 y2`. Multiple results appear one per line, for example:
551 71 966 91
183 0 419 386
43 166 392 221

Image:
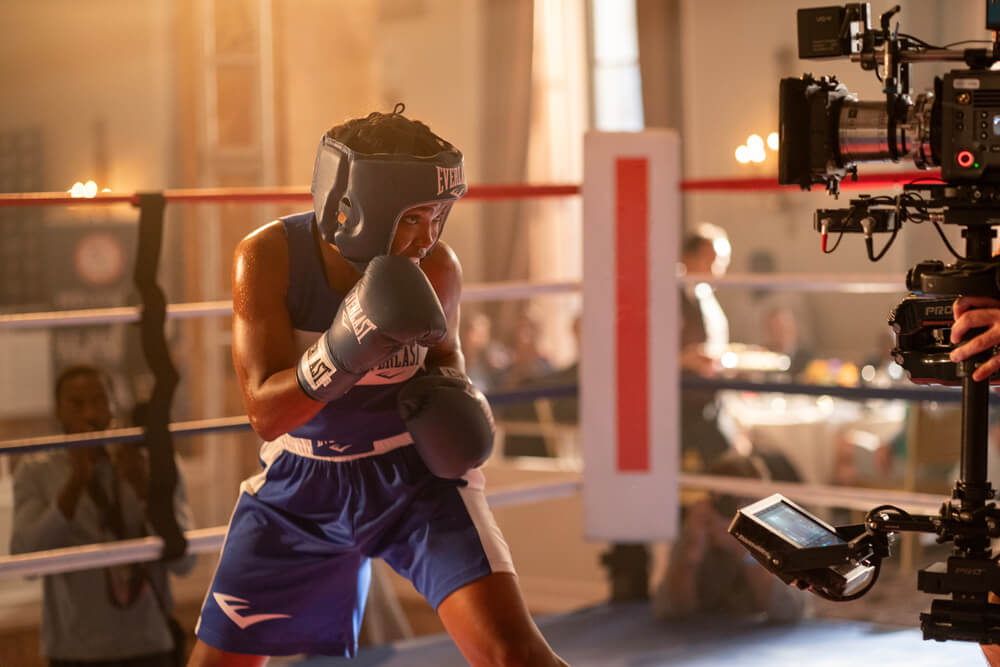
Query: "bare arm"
11 458 92 553
232 222 326 441
422 241 466 372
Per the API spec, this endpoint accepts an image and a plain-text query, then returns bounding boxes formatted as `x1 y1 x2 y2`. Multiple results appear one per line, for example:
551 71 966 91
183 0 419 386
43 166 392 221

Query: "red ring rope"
0 170 944 207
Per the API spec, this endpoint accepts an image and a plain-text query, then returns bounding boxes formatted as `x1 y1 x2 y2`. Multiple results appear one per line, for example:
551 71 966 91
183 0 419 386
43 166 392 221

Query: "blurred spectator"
545 313 582 425
495 312 555 391
460 310 510 393
494 313 556 458
10 364 195 667
679 224 734 470
741 248 818 354
761 305 815 378
651 451 807 624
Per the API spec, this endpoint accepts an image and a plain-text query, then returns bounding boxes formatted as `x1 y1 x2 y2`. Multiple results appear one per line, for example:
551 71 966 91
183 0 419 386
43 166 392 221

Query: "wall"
0 1 173 195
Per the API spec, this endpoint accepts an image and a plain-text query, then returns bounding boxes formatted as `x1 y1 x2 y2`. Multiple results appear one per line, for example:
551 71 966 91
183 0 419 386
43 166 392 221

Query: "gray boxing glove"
397 367 495 478
296 255 447 402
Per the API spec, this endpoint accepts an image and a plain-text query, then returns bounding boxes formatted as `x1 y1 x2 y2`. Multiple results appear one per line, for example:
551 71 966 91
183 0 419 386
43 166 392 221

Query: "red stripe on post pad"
615 158 649 472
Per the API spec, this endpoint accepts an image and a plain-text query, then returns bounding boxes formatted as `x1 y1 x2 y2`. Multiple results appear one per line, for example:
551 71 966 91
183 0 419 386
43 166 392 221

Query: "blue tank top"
281 211 426 446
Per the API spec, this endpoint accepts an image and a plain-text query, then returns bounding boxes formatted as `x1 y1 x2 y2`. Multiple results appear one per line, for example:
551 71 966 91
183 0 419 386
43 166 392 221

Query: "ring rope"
0 174 948 579
0 169 941 209
0 378 973 455
0 416 251 454
0 473 947 579
0 280 582 331
681 377 972 404
0 385 581 455
683 273 907 293
0 184 581 208
0 274 910 331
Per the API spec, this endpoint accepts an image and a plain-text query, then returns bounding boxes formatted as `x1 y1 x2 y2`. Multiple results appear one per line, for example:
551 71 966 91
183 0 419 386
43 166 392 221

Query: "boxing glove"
397 367 495 478
296 255 447 402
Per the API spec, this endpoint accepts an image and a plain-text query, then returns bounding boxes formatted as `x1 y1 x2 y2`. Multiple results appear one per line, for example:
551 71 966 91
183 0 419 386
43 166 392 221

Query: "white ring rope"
0 281 580 331
0 273 910 331
0 473 950 579
0 268 933 579
682 272 907 293
1 416 251 453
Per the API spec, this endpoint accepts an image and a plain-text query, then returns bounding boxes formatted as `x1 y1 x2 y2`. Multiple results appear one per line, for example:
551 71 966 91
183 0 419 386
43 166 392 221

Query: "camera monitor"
730 493 876 598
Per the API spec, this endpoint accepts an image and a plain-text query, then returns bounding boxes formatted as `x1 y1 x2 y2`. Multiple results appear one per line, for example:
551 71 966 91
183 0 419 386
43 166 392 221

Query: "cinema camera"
730 2 1000 644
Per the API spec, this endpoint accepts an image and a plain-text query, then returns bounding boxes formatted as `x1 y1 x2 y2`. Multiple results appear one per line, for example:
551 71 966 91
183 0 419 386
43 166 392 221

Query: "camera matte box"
797 6 848 59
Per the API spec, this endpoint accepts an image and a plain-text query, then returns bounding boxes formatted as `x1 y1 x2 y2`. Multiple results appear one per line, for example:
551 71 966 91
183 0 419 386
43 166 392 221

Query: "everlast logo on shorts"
436 165 466 195
343 292 377 343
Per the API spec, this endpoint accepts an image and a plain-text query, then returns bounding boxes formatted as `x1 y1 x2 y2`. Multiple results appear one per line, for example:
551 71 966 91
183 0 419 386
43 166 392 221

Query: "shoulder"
420 241 462 315
234 221 289 281
236 220 287 258
421 240 462 283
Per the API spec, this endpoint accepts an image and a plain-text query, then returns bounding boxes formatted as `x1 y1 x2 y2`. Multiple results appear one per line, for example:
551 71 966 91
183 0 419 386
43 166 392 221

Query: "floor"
286 601 985 666
277 544 991 667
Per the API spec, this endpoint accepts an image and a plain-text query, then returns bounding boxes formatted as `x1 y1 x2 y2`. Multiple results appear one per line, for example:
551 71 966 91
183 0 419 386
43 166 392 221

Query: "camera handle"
902 221 1000 642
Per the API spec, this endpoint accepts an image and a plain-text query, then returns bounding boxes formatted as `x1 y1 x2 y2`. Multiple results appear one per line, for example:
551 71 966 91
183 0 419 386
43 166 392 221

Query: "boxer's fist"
398 367 495 478
297 255 447 402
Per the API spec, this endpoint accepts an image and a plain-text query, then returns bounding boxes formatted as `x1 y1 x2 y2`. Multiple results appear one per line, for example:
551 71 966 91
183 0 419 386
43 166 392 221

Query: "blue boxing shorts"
194 436 515 658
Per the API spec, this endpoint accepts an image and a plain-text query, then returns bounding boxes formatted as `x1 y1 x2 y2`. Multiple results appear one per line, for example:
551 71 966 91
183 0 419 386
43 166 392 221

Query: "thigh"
186 639 270 667
377 478 514 609
437 572 565 667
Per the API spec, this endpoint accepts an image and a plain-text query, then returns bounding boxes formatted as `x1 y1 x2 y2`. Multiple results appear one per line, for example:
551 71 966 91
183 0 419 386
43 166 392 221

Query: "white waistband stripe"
273 431 414 461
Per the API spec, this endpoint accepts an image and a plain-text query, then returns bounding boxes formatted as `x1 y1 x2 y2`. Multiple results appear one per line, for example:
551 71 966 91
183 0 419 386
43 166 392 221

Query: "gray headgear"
311 135 467 271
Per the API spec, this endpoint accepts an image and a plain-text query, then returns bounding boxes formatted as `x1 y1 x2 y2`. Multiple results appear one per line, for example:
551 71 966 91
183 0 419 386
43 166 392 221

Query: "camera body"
780 7 1000 192
940 71 1000 182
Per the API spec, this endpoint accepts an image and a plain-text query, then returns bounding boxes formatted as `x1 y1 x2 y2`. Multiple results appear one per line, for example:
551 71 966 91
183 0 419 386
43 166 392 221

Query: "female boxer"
188 106 567 667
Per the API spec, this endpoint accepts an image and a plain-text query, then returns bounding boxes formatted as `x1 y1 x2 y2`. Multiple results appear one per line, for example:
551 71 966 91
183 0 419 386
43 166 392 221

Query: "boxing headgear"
311 134 467 272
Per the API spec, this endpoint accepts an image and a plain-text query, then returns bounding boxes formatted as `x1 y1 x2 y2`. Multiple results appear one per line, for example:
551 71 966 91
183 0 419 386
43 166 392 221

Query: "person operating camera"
948 297 1000 667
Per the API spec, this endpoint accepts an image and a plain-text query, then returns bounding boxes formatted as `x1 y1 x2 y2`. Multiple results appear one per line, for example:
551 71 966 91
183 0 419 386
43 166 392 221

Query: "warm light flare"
735 132 778 165
68 180 107 198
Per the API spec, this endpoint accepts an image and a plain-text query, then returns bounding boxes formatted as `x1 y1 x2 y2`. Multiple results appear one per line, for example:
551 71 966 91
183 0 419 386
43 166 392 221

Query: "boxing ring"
0 133 987 665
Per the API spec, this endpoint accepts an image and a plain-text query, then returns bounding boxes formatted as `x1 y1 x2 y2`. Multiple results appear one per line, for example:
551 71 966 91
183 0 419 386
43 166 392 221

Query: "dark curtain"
636 0 686 232
636 0 683 131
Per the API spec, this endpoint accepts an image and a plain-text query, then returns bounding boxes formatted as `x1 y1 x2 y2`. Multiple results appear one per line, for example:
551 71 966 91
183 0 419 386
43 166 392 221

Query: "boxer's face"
390 202 449 262
56 372 112 434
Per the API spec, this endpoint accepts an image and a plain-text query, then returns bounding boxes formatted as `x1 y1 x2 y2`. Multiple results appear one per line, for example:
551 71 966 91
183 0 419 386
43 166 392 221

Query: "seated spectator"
651 451 807 625
761 305 815 379
494 313 557 458
10 364 195 667
460 310 510 393
494 312 555 391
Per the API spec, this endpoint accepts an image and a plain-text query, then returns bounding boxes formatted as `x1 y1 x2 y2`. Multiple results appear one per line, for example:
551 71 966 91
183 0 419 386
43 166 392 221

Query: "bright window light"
591 0 644 130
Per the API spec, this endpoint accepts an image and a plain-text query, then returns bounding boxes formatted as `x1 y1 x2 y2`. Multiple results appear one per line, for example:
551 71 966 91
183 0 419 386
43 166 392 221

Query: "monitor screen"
752 501 845 548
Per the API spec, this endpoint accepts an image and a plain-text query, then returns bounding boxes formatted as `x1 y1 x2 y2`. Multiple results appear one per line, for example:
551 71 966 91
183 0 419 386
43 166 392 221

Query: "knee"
186 639 269 667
